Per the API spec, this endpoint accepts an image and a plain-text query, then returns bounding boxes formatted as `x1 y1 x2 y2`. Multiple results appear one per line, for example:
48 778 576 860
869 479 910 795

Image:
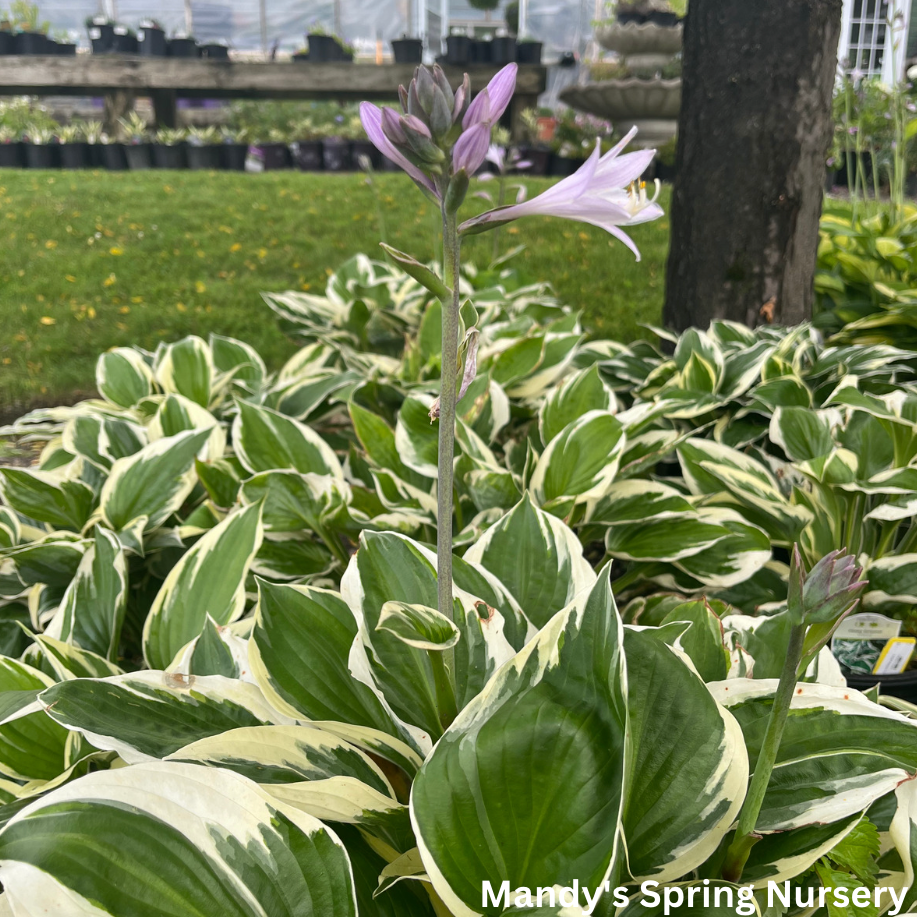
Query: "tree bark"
663 0 842 331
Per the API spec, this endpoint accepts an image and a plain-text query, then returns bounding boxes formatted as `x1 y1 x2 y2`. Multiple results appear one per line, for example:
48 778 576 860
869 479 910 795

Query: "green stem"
492 175 506 264
437 207 461 625
429 650 458 732
722 622 807 883
317 523 351 569
899 520 917 555
875 519 901 559
845 493 865 558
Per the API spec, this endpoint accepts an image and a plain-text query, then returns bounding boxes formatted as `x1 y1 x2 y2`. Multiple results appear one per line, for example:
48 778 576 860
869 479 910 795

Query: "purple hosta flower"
359 63 518 198
461 127 663 259
483 144 532 175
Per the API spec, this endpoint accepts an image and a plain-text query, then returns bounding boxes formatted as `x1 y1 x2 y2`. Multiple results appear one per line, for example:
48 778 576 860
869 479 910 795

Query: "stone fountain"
561 10 682 148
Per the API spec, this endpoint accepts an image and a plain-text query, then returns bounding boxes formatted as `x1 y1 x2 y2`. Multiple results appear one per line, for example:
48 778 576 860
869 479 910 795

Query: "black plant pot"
101 143 127 171
60 142 90 169
222 143 248 171
490 36 516 65
322 138 352 172
15 31 48 55
89 22 114 53
307 34 336 63
113 30 138 54
846 670 917 704
445 34 471 65
392 38 423 64
616 12 645 24
517 145 550 175
201 43 229 60
351 139 380 169
169 38 199 58
0 31 14 55
152 143 186 169
292 51 309 62
549 154 581 177
187 144 222 170
125 143 152 170
292 139 323 170
0 142 22 167
261 142 289 170
470 39 492 63
516 41 542 64
56 42 76 55
25 143 58 169
139 26 167 56
648 11 679 26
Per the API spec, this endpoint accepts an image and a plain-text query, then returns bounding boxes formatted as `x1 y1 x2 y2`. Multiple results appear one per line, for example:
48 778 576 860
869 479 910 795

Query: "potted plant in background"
186 125 222 169
335 35 355 62
138 19 167 56
119 112 152 169
12 1 49 54
201 40 229 60
445 27 471 64
391 33 422 64
322 112 358 171
54 30 76 55
516 107 552 174
306 24 336 63
99 131 126 170
220 125 249 170
0 125 22 167
151 126 187 169
86 15 114 53
491 30 516 65
58 122 90 169
259 126 290 170
290 116 324 170
112 24 138 54
23 123 57 168
549 108 610 175
169 32 199 58
80 119 104 167
0 15 14 55
291 44 309 62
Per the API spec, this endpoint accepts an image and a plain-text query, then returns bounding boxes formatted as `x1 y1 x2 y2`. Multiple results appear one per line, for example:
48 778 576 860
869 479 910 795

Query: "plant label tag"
832 613 903 674
874 637 916 675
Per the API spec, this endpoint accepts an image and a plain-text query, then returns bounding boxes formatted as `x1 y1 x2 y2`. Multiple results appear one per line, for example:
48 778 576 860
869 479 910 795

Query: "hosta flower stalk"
360 64 662 626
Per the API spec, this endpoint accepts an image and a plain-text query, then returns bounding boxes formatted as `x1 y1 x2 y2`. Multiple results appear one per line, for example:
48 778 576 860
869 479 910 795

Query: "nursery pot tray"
846 670 917 704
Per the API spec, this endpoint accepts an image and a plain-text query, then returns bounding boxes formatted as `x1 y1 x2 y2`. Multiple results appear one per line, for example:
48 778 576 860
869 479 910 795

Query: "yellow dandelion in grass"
116 322 128 331
44 240 57 249
87 307 96 318
508 227 519 235
103 274 116 288
1 358 10 365
197 250 205 258
119 306 130 314
230 242 242 252
194 281 206 293
65 275 76 283
110 246 123 256
257 248 268 259
176 302 187 312
39 316 55 326
131 296 143 304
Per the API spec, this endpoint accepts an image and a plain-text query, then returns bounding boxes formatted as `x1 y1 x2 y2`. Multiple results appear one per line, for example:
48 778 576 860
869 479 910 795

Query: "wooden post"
151 89 178 129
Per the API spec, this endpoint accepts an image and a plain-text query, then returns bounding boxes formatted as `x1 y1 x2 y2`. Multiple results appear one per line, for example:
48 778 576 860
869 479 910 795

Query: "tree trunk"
663 0 842 331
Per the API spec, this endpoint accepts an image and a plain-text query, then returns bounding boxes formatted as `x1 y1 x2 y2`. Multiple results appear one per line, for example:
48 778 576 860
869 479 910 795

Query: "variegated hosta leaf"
463 493 596 629
539 365 615 446
39 670 295 763
147 392 225 460
3 536 87 588
411 572 626 917
155 334 214 407
28 633 123 681
0 468 94 532
95 346 155 408
709 680 917 835
142 502 263 670
605 512 731 564
529 410 625 506
61 413 146 472
99 427 212 533
250 580 407 739
889 776 917 914
210 333 266 387
0 761 358 917
659 600 729 682
0 657 68 782
768 406 836 463
862 554 917 611
46 527 126 660
621 629 747 882
395 394 440 478
166 724 394 794
232 399 343 478
377 601 461 650
240 469 350 535
166 614 249 679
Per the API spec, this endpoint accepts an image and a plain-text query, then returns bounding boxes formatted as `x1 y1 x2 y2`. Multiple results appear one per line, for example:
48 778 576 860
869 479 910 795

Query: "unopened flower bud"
429 86 454 141
803 550 866 624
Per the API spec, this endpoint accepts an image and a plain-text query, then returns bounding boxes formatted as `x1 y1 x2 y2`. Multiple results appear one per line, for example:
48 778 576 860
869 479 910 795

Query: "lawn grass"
0 170 670 409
